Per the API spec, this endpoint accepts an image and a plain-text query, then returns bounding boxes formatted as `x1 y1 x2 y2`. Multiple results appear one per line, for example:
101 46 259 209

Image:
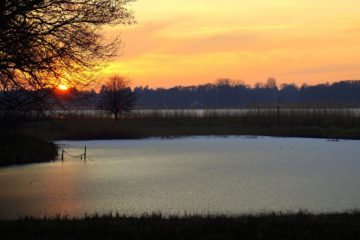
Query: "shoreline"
2 130 359 167
53 132 360 141
22 118 360 141
2 110 359 166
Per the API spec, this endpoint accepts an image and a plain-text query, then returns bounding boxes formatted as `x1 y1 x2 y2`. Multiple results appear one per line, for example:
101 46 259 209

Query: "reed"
0 132 58 166
21 108 360 140
1 211 360 240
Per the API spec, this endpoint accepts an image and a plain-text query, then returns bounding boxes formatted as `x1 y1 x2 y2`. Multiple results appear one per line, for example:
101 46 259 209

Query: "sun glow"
57 84 69 91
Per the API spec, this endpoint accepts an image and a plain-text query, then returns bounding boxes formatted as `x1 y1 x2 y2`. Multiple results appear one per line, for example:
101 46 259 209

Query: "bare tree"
0 0 135 113
216 79 231 87
98 75 136 120
265 77 278 89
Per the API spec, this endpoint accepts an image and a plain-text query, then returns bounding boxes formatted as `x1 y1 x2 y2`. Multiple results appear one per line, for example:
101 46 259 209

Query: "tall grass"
0 132 58 166
1 211 360 240
21 108 360 140
46 108 360 120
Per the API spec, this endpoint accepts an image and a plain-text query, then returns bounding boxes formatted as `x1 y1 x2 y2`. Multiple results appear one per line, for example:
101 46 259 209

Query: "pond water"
1 136 360 219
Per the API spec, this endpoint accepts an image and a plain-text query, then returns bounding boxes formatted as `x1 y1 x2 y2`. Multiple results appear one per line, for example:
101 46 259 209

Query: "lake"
1 136 360 219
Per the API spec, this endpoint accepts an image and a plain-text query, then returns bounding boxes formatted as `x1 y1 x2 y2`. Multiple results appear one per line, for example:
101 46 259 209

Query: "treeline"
57 79 360 109
133 79 360 108
4 79 360 111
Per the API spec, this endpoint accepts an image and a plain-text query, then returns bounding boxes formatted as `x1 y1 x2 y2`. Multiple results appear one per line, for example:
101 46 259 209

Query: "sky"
102 0 360 88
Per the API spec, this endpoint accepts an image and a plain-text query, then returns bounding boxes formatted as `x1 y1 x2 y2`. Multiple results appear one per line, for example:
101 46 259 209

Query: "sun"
57 84 69 91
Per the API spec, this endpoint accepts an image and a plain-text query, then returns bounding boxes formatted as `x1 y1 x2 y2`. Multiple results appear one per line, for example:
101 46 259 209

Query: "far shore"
23 111 360 141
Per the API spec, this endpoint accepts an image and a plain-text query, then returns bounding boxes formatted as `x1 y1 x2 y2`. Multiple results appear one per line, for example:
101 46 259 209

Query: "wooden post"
276 105 280 127
84 146 87 161
61 148 64 161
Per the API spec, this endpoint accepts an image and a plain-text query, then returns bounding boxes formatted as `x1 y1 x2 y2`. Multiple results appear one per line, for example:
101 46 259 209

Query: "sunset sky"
103 0 360 88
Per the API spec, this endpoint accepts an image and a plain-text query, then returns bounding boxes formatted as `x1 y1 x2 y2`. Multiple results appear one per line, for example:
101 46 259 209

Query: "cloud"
284 63 360 76
101 0 360 87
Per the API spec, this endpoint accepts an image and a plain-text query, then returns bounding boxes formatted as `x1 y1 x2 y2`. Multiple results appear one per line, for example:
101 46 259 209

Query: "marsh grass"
1 211 360 240
22 108 360 140
0 132 58 166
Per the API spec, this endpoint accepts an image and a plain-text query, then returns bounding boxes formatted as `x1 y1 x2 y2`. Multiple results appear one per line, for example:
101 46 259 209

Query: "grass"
1 211 360 240
21 108 360 140
0 132 58 166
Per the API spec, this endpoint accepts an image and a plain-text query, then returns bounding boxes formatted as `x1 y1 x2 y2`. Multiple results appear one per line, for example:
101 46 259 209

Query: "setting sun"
57 84 69 91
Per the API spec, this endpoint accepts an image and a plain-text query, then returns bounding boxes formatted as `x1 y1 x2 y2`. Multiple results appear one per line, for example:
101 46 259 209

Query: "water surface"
0 136 359 219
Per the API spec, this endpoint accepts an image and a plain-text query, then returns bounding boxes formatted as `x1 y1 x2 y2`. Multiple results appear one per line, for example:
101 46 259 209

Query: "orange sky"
102 0 360 88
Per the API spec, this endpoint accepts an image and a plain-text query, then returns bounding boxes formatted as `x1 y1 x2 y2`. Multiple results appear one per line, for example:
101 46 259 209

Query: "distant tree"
127 79 360 109
232 79 246 87
265 77 278 89
278 83 299 104
98 76 136 120
0 0 135 113
255 82 265 89
216 79 231 87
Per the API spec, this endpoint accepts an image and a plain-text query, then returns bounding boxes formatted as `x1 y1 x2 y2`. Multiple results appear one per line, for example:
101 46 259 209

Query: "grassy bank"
1 211 360 240
22 109 360 140
0 132 58 166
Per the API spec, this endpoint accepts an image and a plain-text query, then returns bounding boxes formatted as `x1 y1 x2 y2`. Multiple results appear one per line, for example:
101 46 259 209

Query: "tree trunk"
114 112 119 120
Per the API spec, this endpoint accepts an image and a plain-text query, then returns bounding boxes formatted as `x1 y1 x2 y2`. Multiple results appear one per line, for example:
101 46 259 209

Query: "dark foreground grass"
1 211 360 240
0 132 58 166
22 109 360 140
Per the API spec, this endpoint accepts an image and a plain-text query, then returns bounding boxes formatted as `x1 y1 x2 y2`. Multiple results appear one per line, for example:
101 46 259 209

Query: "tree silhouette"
98 75 136 120
0 0 135 113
